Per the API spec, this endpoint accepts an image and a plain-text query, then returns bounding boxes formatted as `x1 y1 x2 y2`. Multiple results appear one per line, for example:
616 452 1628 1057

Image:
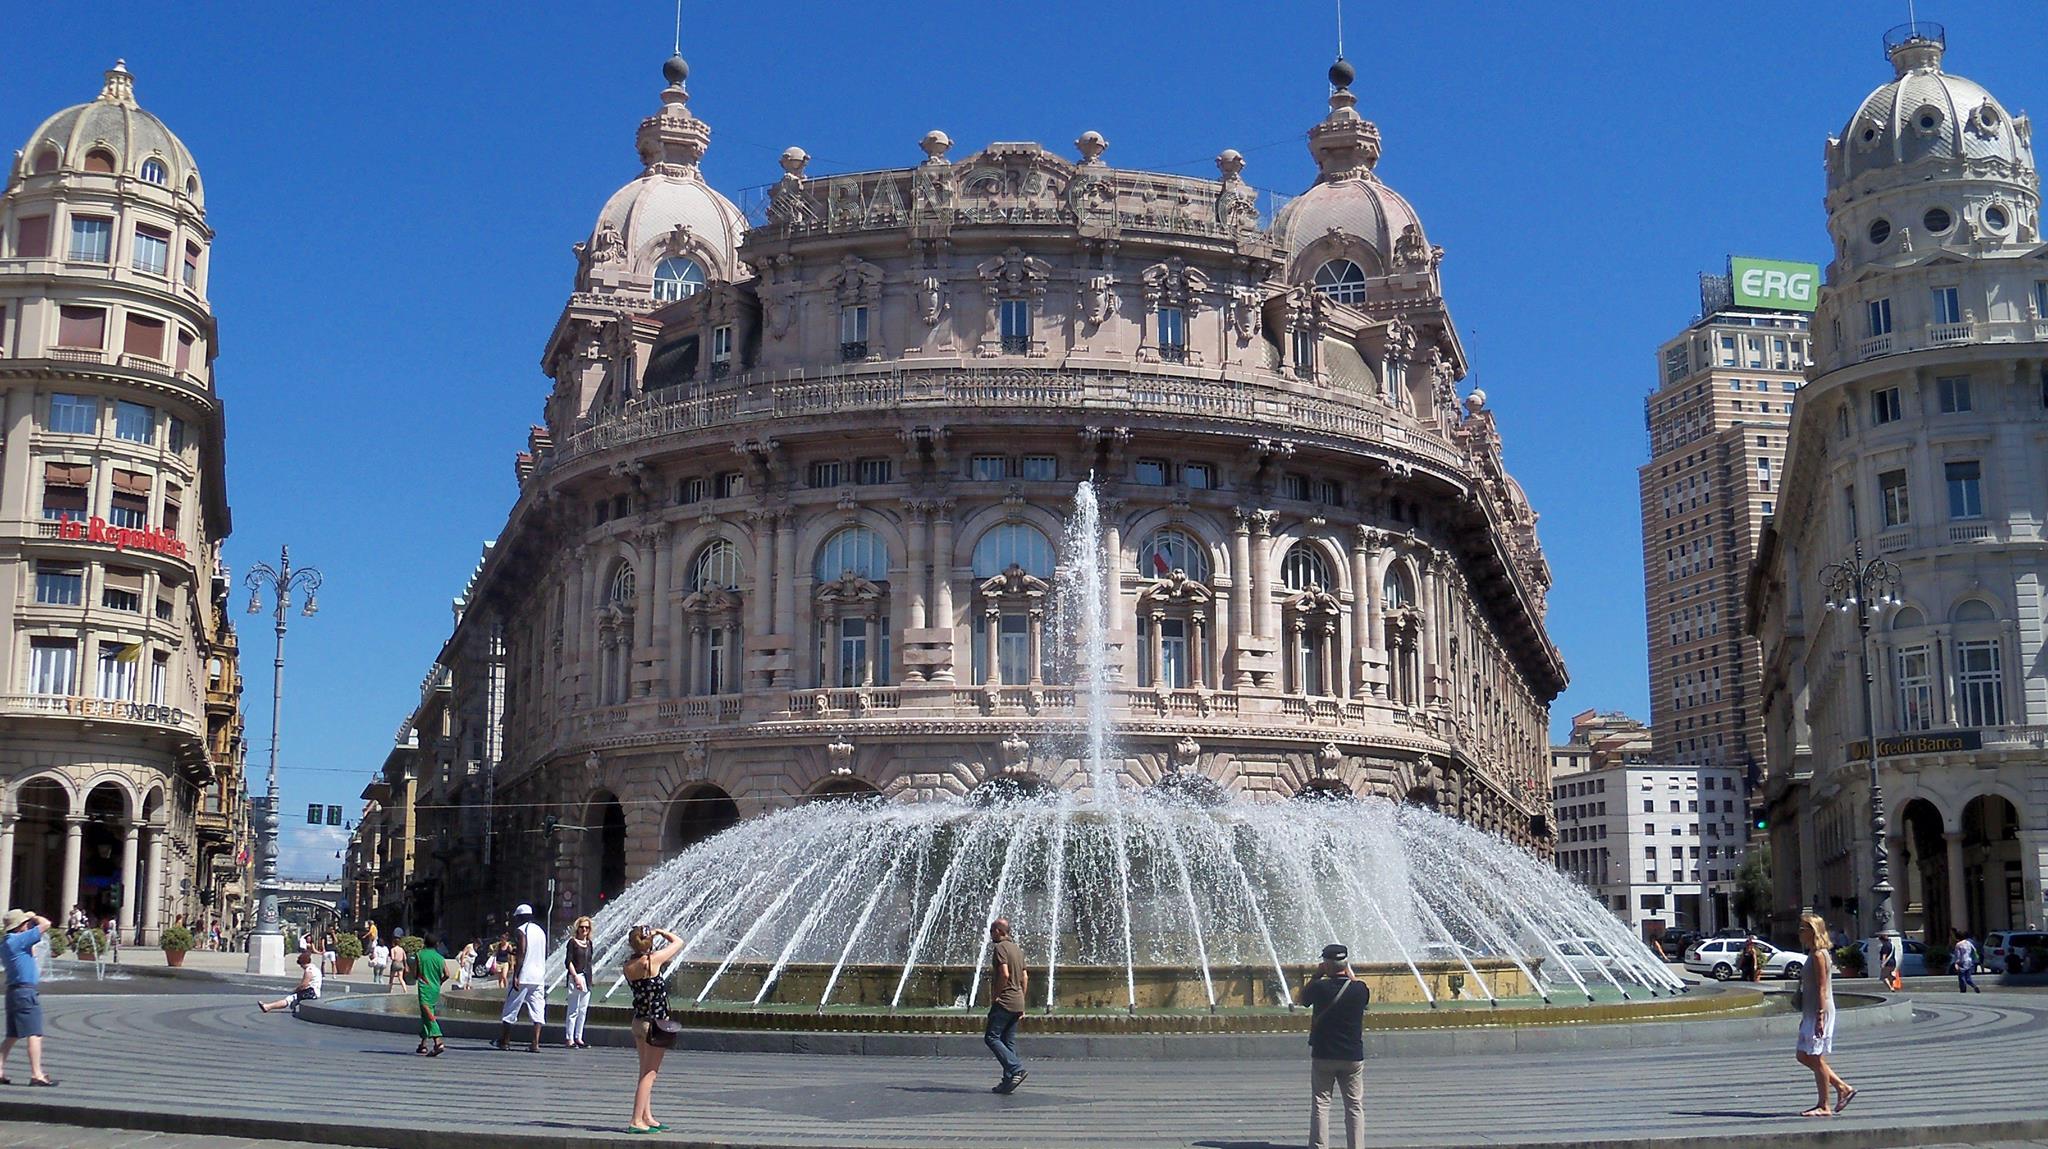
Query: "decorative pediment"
815 572 885 607
1137 569 1214 607
978 246 1052 300
1284 586 1343 617
831 255 884 305
680 587 741 616
1141 257 1212 308
978 563 1051 603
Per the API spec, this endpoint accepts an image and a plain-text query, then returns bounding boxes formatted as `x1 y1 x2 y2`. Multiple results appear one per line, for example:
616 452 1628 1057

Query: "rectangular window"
1281 473 1310 501
40 462 89 521
115 400 155 443
807 460 845 488
1930 286 1962 325
856 457 893 485
678 476 707 504
1181 462 1214 490
96 641 137 701
1019 455 1057 481
1155 306 1185 361
132 225 170 276
1311 478 1344 506
1844 484 1858 538
155 596 175 622
1937 375 1972 413
102 567 144 613
714 471 744 498
1866 297 1892 337
123 314 166 361
56 306 106 350
1956 640 2005 726
48 392 98 434
110 471 150 529
27 639 77 696
972 454 1010 481
2036 281 2048 322
1871 387 1901 425
34 563 83 606
182 243 201 288
838 305 868 361
150 652 169 706
710 324 733 362
1879 468 1910 527
1718 334 1736 365
167 415 187 453
162 484 182 534
1946 460 1983 519
1896 645 1935 731
175 329 195 372
999 299 1031 353
68 216 112 262
1292 327 1315 373
1134 458 1169 486
15 215 51 259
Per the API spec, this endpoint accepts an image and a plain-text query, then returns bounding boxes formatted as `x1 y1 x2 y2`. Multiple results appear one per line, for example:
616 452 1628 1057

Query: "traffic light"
1754 815 1768 831
541 814 559 841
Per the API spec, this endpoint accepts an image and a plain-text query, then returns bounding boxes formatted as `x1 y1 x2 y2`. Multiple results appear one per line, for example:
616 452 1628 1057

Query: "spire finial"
1336 0 1345 59
673 0 683 57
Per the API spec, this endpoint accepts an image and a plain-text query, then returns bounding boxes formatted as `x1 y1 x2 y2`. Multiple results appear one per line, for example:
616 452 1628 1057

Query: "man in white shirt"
492 903 548 1053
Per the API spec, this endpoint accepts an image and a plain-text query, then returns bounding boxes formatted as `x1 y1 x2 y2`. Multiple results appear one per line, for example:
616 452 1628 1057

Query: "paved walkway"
2 990 2046 1148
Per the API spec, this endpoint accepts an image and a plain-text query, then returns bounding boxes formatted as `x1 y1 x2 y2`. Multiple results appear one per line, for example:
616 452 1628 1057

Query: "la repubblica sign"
52 516 188 560
1846 730 1986 759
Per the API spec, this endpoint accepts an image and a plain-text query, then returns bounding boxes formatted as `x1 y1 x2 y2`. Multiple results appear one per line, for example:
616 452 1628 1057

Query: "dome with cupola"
1272 57 1435 289
10 61 203 206
578 55 746 301
1830 26 2034 196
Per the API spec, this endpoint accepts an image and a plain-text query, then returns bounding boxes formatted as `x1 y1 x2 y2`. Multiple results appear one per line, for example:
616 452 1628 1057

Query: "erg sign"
1730 256 1820 313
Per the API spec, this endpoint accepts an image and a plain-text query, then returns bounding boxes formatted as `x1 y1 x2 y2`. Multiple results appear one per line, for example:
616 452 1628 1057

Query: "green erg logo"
1731 257 1819 313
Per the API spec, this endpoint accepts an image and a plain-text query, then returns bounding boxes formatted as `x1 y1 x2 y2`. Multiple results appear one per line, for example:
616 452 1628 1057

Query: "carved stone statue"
1392 223 1430 271
1228 286 1262 342
1080 274 1120 327
916 275 948 327
587 221 626 266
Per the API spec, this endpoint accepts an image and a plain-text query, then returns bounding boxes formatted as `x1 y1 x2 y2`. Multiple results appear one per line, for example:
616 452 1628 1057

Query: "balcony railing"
1856 333 1893 361
839 340 869 363
0 693 202 735
1928 321 1974 346
47 347 106 364
1949 522 1994 543
1877 527 1913 553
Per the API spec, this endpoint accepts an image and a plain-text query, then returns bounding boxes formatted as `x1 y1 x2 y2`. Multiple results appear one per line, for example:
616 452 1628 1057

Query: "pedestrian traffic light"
1754 816 1768 831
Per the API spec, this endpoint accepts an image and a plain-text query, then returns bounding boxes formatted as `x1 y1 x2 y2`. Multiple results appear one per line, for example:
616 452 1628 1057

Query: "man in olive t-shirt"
985 918 1029 1093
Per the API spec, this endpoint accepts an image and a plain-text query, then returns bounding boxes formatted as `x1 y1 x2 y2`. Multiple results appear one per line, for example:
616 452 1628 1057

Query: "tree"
1733 842 1773 931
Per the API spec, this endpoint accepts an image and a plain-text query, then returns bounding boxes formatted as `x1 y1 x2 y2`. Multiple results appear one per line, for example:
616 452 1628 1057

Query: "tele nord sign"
1730 256 1820 313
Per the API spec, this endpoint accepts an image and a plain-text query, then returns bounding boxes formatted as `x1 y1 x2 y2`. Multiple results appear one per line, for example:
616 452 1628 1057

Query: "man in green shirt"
412 931 449 1057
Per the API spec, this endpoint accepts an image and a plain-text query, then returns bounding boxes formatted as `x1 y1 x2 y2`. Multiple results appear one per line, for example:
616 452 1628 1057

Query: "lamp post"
1819 541 1903 963
242 545 322 975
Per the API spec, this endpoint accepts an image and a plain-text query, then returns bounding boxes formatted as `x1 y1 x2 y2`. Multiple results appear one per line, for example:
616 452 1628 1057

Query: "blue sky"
5 3 2040 877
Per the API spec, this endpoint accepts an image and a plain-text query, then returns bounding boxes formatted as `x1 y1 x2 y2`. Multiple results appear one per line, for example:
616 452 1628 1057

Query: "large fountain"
556 482 1684 1018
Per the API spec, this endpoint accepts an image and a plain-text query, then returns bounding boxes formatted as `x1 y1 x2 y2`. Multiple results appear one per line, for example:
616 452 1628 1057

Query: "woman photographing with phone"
624 924 684 1134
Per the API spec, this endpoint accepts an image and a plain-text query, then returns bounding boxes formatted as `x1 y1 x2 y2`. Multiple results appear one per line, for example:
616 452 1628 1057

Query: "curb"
1 1096 2045 1149
297 990 1915 1060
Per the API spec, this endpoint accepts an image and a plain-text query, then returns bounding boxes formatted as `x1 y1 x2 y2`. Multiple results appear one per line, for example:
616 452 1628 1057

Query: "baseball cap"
513 903 534 917
1321 943 1349 963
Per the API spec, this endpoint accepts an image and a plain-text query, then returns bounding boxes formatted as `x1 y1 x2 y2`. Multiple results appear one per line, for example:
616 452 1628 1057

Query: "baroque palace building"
417 53 1564 927
1754 26 2048 946
0 62 247 939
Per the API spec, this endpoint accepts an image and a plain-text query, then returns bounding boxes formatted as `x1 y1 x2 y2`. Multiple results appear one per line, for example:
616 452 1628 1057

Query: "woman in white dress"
1795 912 1856 1116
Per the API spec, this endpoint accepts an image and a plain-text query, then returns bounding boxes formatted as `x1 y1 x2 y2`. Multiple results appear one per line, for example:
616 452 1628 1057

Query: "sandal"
28 1078 56 1087
429 1042 445 1057
1800 1106 1832 1118
1834 1087 1858 1114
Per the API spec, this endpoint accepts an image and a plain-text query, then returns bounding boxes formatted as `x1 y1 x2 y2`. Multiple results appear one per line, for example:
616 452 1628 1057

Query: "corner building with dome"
0 63 247 940
1756 27 2048 947
427 54 1565 925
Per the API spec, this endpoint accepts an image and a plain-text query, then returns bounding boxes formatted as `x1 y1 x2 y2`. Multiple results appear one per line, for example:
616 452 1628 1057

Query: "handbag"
646 1017 682 1048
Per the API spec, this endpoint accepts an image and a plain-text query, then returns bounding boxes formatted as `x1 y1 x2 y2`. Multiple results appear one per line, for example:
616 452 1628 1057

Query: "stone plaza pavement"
1 989 2046 1148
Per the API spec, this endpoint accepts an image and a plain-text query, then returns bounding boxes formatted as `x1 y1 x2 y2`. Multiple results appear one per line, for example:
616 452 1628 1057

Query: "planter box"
163 950 186 967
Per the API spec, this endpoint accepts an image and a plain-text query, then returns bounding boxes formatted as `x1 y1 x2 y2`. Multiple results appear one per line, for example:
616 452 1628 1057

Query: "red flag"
1152 552 1171 576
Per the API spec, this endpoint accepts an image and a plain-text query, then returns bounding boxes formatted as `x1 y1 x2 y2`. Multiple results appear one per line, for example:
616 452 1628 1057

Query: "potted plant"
75 928 106 963
333 931 363 974
159 924 194 967
47 930 67 959
397 934 426 958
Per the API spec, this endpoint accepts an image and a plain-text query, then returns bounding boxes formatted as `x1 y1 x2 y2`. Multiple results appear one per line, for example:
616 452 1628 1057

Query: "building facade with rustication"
0 62 245 940
424 53 1565 930
1755 26 2048 948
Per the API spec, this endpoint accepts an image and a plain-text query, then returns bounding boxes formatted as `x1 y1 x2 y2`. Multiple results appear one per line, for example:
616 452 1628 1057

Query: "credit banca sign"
1730 257 1819 313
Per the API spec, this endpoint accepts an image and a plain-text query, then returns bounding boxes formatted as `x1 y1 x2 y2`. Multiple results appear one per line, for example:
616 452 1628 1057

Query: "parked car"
1854 936 1930 979
1651 929 1703 959
1709 927 1751 939
1547 936 1657 986
1683 937 1803 980
1418 941 1486 965
1984 931 2048 974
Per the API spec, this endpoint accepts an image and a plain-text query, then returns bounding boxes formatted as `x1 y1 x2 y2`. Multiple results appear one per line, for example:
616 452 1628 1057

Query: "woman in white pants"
564 916 595 1048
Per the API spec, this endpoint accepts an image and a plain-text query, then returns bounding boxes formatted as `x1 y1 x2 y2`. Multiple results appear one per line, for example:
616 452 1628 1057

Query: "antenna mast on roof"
673 0 683 57
1335 0 1345 60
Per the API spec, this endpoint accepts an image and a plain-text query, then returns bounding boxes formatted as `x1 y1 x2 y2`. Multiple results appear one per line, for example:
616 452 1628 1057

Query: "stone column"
773 512 797 686
1100 498 1126 683
985 607 1004 687
634 538 659 696
748 510 776 641
1190 613 1207 689
1230 511 1253 685
1352 527 1378 698
1945 830 1969 934
60 816 83 920
120 824 140 935
143 825 165 941
930 503 957 683
1149 610 1164 687
686 625 703 697
904 501 929 632
1028 608 1045 685
1250 512 1274 639
1324 623 1340 698
0 814 15 917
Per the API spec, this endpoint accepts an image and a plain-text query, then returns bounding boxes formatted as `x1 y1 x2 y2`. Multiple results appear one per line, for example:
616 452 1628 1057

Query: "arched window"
1138 528 1210 582
691 541 744 591
1951 599 1996 623
599 562 637 705
1383 565 1415 610
1313 259 1367 305
83 148 116 174
608 562 636 605
653 257 705 303
1281 541 1332 591
815 526 889 582
1890 606 1924 630
972 523 1055 578
32 149 59 175
139 158 167 185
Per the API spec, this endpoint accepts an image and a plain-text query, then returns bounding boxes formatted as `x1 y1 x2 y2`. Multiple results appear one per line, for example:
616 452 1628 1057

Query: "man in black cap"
1303 942 1367 1149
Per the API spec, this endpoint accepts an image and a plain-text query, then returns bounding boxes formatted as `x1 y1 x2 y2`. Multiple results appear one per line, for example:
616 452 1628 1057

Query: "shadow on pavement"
1670 1109 1794 1119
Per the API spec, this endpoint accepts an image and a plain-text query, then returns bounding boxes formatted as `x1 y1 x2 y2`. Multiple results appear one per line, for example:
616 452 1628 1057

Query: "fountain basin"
657 957 1539 1010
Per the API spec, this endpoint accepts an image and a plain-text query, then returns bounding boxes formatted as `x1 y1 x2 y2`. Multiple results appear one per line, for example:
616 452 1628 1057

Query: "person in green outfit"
411 931 450 1057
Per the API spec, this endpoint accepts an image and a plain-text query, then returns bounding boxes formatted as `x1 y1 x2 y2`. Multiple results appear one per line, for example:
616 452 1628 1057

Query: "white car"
1684 937 1803 980
1856 936 1930 978
1546 936 1652 985
1984 931 2048 974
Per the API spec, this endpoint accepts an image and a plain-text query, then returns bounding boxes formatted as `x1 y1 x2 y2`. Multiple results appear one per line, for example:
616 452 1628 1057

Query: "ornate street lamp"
241 545 322 975
1819 541 1903 962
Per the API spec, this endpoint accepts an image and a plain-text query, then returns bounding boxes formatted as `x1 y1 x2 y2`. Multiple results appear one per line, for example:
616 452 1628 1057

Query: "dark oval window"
1868 218 1892 245
1985 205 2010 231
1924 207 1953 233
